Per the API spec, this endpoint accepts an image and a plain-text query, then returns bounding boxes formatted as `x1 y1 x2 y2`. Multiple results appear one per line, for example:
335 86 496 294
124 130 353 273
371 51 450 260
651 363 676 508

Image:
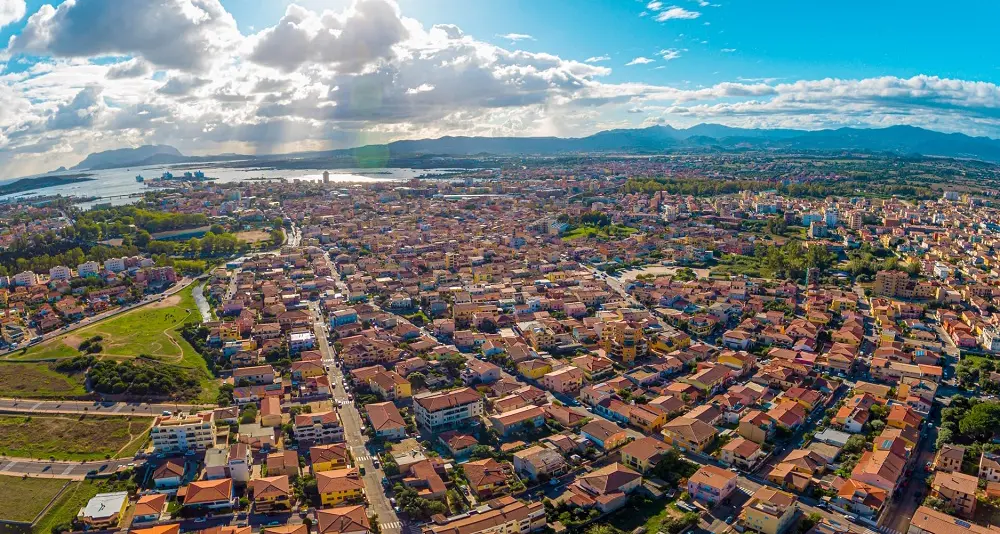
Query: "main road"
0 457 134 480
0 398 210 416
307 301 403 534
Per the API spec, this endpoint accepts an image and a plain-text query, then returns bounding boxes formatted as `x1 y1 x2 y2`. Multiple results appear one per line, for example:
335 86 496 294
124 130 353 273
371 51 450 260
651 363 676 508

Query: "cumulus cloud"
105 58 151 80
1 0 1000 178
45 85 105 130
0 0 25 28
7 0 241 71
247 0 408 73
655 7 701 21
626 57 655 66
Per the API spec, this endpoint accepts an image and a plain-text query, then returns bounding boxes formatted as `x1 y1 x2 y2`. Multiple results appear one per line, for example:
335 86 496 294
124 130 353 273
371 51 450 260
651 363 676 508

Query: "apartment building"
741 487 798 534
151 412 216 453
414 388 484 432
423 496 546 534
294 411 344 444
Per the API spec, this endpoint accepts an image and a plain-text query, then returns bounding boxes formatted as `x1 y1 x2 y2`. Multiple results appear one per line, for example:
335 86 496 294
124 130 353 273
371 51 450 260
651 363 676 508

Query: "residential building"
513 445 567 481
151 411 216 453
930 471 978 518
318 468 366 506
250 475 292 513
365 402 407 440
316 505 371 534
414 388 484 432
662 416 718 452
422 496 546 534
295 411 344 444
79 492 129 529
183 478 235 511
620 436 671 473
687 465 737 506
741 487 798 534
311 443 351 473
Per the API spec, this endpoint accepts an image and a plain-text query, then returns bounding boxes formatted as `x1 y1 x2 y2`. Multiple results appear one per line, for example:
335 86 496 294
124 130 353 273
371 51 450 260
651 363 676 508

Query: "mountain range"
68 124 1000 171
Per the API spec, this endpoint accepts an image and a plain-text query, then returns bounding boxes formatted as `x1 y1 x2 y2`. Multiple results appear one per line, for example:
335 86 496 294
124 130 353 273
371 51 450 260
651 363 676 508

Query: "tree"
408 372 426 389
959 402 1000 442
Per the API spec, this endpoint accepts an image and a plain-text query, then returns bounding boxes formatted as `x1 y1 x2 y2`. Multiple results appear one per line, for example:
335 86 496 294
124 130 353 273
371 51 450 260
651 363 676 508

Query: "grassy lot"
609 496 689 534
32 480 102 534
562 224 637 241
0 414 153 461
0 476 68 522
8 285 219 403
0 363 87 398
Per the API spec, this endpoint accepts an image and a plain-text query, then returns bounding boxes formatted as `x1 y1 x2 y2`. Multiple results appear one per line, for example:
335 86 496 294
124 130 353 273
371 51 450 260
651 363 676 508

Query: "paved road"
308 302 402 534
0 398 209 416
0 457 135 480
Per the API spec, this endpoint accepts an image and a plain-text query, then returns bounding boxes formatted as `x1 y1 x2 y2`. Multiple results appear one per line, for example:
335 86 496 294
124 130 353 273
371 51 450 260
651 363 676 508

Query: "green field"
0 363 87 398
31 480 103 534
7 284 218 402
0 414 152 461
562 224 638 241
0 476 68 523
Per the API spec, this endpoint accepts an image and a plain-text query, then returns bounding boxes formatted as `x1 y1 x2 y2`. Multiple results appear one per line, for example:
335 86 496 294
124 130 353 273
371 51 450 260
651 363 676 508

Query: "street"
307 301 403 534
0 398 210 416
0 457 134 480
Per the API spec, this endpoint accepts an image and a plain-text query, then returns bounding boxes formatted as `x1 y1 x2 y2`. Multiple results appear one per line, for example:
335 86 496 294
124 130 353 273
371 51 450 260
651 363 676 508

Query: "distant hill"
68 125 1000 172
71 145 184 171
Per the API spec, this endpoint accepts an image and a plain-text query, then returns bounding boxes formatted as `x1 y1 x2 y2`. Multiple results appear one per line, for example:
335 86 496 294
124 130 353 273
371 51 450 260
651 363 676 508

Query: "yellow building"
317 468 365 507
741 487 798 534
517 359 552 380
310 443 351 473
250 476 292 513
601 321 644 364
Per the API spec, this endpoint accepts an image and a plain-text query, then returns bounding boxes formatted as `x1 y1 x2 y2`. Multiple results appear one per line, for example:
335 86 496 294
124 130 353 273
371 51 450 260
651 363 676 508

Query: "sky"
1 0 1000 178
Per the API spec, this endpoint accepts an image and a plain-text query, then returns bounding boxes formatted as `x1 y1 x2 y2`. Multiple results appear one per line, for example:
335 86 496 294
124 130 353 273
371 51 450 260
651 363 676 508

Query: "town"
1 154 1000 534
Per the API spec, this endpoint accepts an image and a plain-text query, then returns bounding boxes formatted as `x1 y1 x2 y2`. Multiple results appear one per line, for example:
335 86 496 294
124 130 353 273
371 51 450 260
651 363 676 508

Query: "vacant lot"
0 363 87 398
236 229 272 243
0 475 68 522
32 480 103 534
9 285 219 403
16 287 198 365
0 414 152 461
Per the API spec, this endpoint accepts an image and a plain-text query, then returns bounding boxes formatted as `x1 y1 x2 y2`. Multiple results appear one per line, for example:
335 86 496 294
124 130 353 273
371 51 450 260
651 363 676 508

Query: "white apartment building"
104 257 126 273
77 261 101 277
48 265 72 281
150 412 217 453
13 271 37 287
414 387 484 432
293 411 344 444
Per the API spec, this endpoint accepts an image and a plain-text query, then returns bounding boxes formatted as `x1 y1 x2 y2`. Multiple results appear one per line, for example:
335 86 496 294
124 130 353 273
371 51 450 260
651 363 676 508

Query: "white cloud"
0 0 25 28
497 33 534 42
659 48 681 61
646 1 664 10
247 1 408 73
721 48 736 53
2 1 1000 177
405 83 435 94
7 0 241 71
626 57 655 66
655 7 701 21
105 58 151 80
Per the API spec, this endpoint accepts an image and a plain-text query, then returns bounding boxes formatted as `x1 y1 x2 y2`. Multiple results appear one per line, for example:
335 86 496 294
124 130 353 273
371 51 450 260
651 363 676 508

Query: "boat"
135 174 144 183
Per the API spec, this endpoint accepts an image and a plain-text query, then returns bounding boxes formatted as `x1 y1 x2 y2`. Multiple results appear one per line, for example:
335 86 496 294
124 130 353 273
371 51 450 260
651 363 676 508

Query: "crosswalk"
380 521 402 530
354 455 372 463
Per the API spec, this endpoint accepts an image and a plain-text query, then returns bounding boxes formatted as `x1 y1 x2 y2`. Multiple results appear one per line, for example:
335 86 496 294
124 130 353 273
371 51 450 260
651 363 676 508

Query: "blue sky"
1 0 1000 177
215 0 1000 85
